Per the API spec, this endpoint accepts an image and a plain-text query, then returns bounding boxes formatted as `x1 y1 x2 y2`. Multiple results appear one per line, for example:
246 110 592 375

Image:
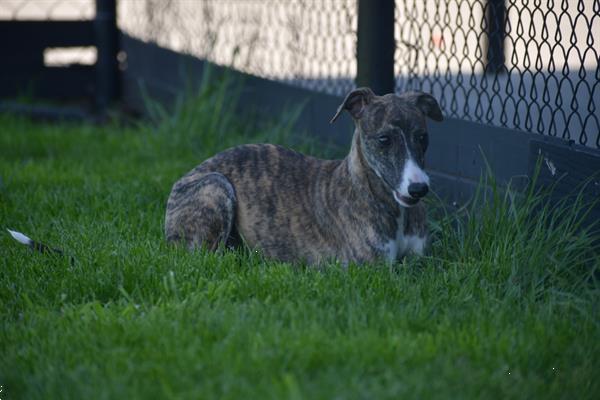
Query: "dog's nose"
408 182 429 199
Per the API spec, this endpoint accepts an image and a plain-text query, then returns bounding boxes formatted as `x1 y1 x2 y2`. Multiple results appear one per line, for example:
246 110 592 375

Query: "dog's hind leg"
165 172 237 251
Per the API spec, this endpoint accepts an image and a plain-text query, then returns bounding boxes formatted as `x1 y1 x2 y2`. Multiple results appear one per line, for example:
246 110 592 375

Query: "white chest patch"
381 217 427 262
403 234 427 256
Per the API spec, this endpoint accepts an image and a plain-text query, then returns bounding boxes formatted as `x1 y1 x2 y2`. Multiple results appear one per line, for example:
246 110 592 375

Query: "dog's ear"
402 91 444 122
330 87 375 123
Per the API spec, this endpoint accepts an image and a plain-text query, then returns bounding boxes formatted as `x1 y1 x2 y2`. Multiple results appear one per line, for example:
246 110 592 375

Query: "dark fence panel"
0 20 96 99
0 0 119 110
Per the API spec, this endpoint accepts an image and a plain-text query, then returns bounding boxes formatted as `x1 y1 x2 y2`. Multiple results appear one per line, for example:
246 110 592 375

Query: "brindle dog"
165 87 443 264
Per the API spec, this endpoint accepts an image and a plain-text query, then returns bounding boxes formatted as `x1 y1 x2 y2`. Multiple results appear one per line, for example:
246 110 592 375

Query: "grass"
1 78 599 399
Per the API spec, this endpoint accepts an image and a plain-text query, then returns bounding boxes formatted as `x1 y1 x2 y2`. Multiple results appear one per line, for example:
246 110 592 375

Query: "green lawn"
1 87 599 399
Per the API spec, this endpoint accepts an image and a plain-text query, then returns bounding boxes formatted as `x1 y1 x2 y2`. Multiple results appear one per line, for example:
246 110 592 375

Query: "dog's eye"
377 135 391 146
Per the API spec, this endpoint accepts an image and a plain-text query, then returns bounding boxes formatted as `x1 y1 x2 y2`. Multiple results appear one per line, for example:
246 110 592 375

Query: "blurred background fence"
118 0 358 97
116 0 599 148
1 0 598 148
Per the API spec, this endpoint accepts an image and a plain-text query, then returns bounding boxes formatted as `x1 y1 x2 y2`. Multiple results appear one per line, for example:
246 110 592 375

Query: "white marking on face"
398 159 429 197
390 132 430 207
7 229 33 246
392 159 429 207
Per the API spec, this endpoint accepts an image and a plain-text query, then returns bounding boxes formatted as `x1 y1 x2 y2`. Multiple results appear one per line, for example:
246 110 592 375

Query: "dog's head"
331 87 443 207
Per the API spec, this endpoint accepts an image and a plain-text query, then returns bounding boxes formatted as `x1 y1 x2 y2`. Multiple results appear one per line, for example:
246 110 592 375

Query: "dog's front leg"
403 202 428 256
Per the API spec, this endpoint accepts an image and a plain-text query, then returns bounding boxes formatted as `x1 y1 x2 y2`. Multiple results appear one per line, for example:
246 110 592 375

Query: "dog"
165 87 443 265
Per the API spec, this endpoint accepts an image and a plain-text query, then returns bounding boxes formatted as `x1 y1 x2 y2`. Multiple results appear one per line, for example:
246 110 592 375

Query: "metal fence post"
485 0 506 73
356 0 395 95
95 0 119 110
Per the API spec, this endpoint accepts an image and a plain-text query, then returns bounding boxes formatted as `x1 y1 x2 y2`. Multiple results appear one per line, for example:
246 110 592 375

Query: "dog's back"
165 144 344 262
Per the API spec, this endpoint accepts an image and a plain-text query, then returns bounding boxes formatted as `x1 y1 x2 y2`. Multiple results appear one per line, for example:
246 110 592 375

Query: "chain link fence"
119 0 598 148
396 0 600 148
119 0 356 97
1 1 598 148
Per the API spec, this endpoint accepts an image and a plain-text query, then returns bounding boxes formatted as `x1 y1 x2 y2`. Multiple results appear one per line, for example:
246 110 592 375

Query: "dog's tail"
7 229 75 264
